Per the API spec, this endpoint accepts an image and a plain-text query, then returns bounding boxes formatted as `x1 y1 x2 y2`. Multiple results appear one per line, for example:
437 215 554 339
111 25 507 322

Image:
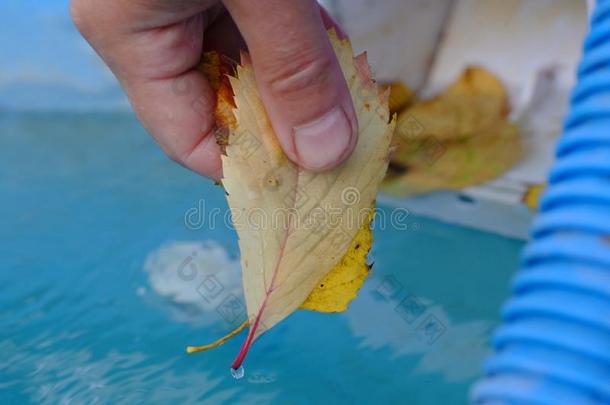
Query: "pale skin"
70 0 358 181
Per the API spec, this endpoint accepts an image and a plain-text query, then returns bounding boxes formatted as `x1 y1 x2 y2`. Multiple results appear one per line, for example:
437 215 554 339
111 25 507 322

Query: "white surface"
428 0 588 187
325 0 589 238
321 0 453 89
380 192 534 240
429 0 588 94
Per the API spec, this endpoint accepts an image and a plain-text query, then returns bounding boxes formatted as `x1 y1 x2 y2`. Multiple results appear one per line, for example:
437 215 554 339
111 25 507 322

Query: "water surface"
0 112 523 404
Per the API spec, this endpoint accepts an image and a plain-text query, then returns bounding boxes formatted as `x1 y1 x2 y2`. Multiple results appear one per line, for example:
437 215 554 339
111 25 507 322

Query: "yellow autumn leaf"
190 31 395 369
523 184 546 210
187 213 374 354
386 82 414 115
382 66 521 197
394 66 509 143
383 122 521 196
300 209 374 312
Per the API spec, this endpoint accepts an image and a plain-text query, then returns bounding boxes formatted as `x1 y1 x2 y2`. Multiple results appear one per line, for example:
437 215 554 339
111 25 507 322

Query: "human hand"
71 0 358 180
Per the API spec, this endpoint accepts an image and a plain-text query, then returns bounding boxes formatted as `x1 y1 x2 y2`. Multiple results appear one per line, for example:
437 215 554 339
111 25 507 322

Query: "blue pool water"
0 112 524 404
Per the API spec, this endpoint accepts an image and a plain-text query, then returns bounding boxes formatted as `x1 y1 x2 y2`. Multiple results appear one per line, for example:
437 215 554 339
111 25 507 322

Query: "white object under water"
143 241 244 325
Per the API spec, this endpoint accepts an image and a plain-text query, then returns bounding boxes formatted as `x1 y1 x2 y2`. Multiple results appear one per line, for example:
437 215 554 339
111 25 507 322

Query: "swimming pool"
0 111 523 404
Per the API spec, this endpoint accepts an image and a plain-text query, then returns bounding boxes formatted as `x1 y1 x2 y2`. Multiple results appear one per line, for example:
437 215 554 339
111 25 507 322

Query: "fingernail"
293 107 354 171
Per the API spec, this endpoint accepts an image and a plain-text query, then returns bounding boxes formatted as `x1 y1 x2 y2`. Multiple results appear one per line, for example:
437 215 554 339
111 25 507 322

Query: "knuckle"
70 0 95 36
69 0 88 32
264 51 335 99
165 147 185 166
160 140 183 164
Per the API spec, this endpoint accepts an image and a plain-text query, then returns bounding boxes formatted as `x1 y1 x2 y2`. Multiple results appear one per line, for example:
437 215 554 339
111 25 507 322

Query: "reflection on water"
144 241 243 327
0 112 523 404
144 240 494 384
1 339 277 404
347 283 493 383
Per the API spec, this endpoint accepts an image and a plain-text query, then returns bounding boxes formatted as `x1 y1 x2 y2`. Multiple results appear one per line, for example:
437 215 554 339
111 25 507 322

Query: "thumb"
223 0 357 171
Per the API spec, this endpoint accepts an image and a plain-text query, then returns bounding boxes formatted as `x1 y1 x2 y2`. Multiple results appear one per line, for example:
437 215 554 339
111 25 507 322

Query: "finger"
223 0 358 172
318 6 348 39
202 7 246 63
70 0 223 180
202 4 342 64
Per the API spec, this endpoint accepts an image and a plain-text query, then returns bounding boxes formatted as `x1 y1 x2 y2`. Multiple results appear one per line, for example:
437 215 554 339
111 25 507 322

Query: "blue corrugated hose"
471 1 610 404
